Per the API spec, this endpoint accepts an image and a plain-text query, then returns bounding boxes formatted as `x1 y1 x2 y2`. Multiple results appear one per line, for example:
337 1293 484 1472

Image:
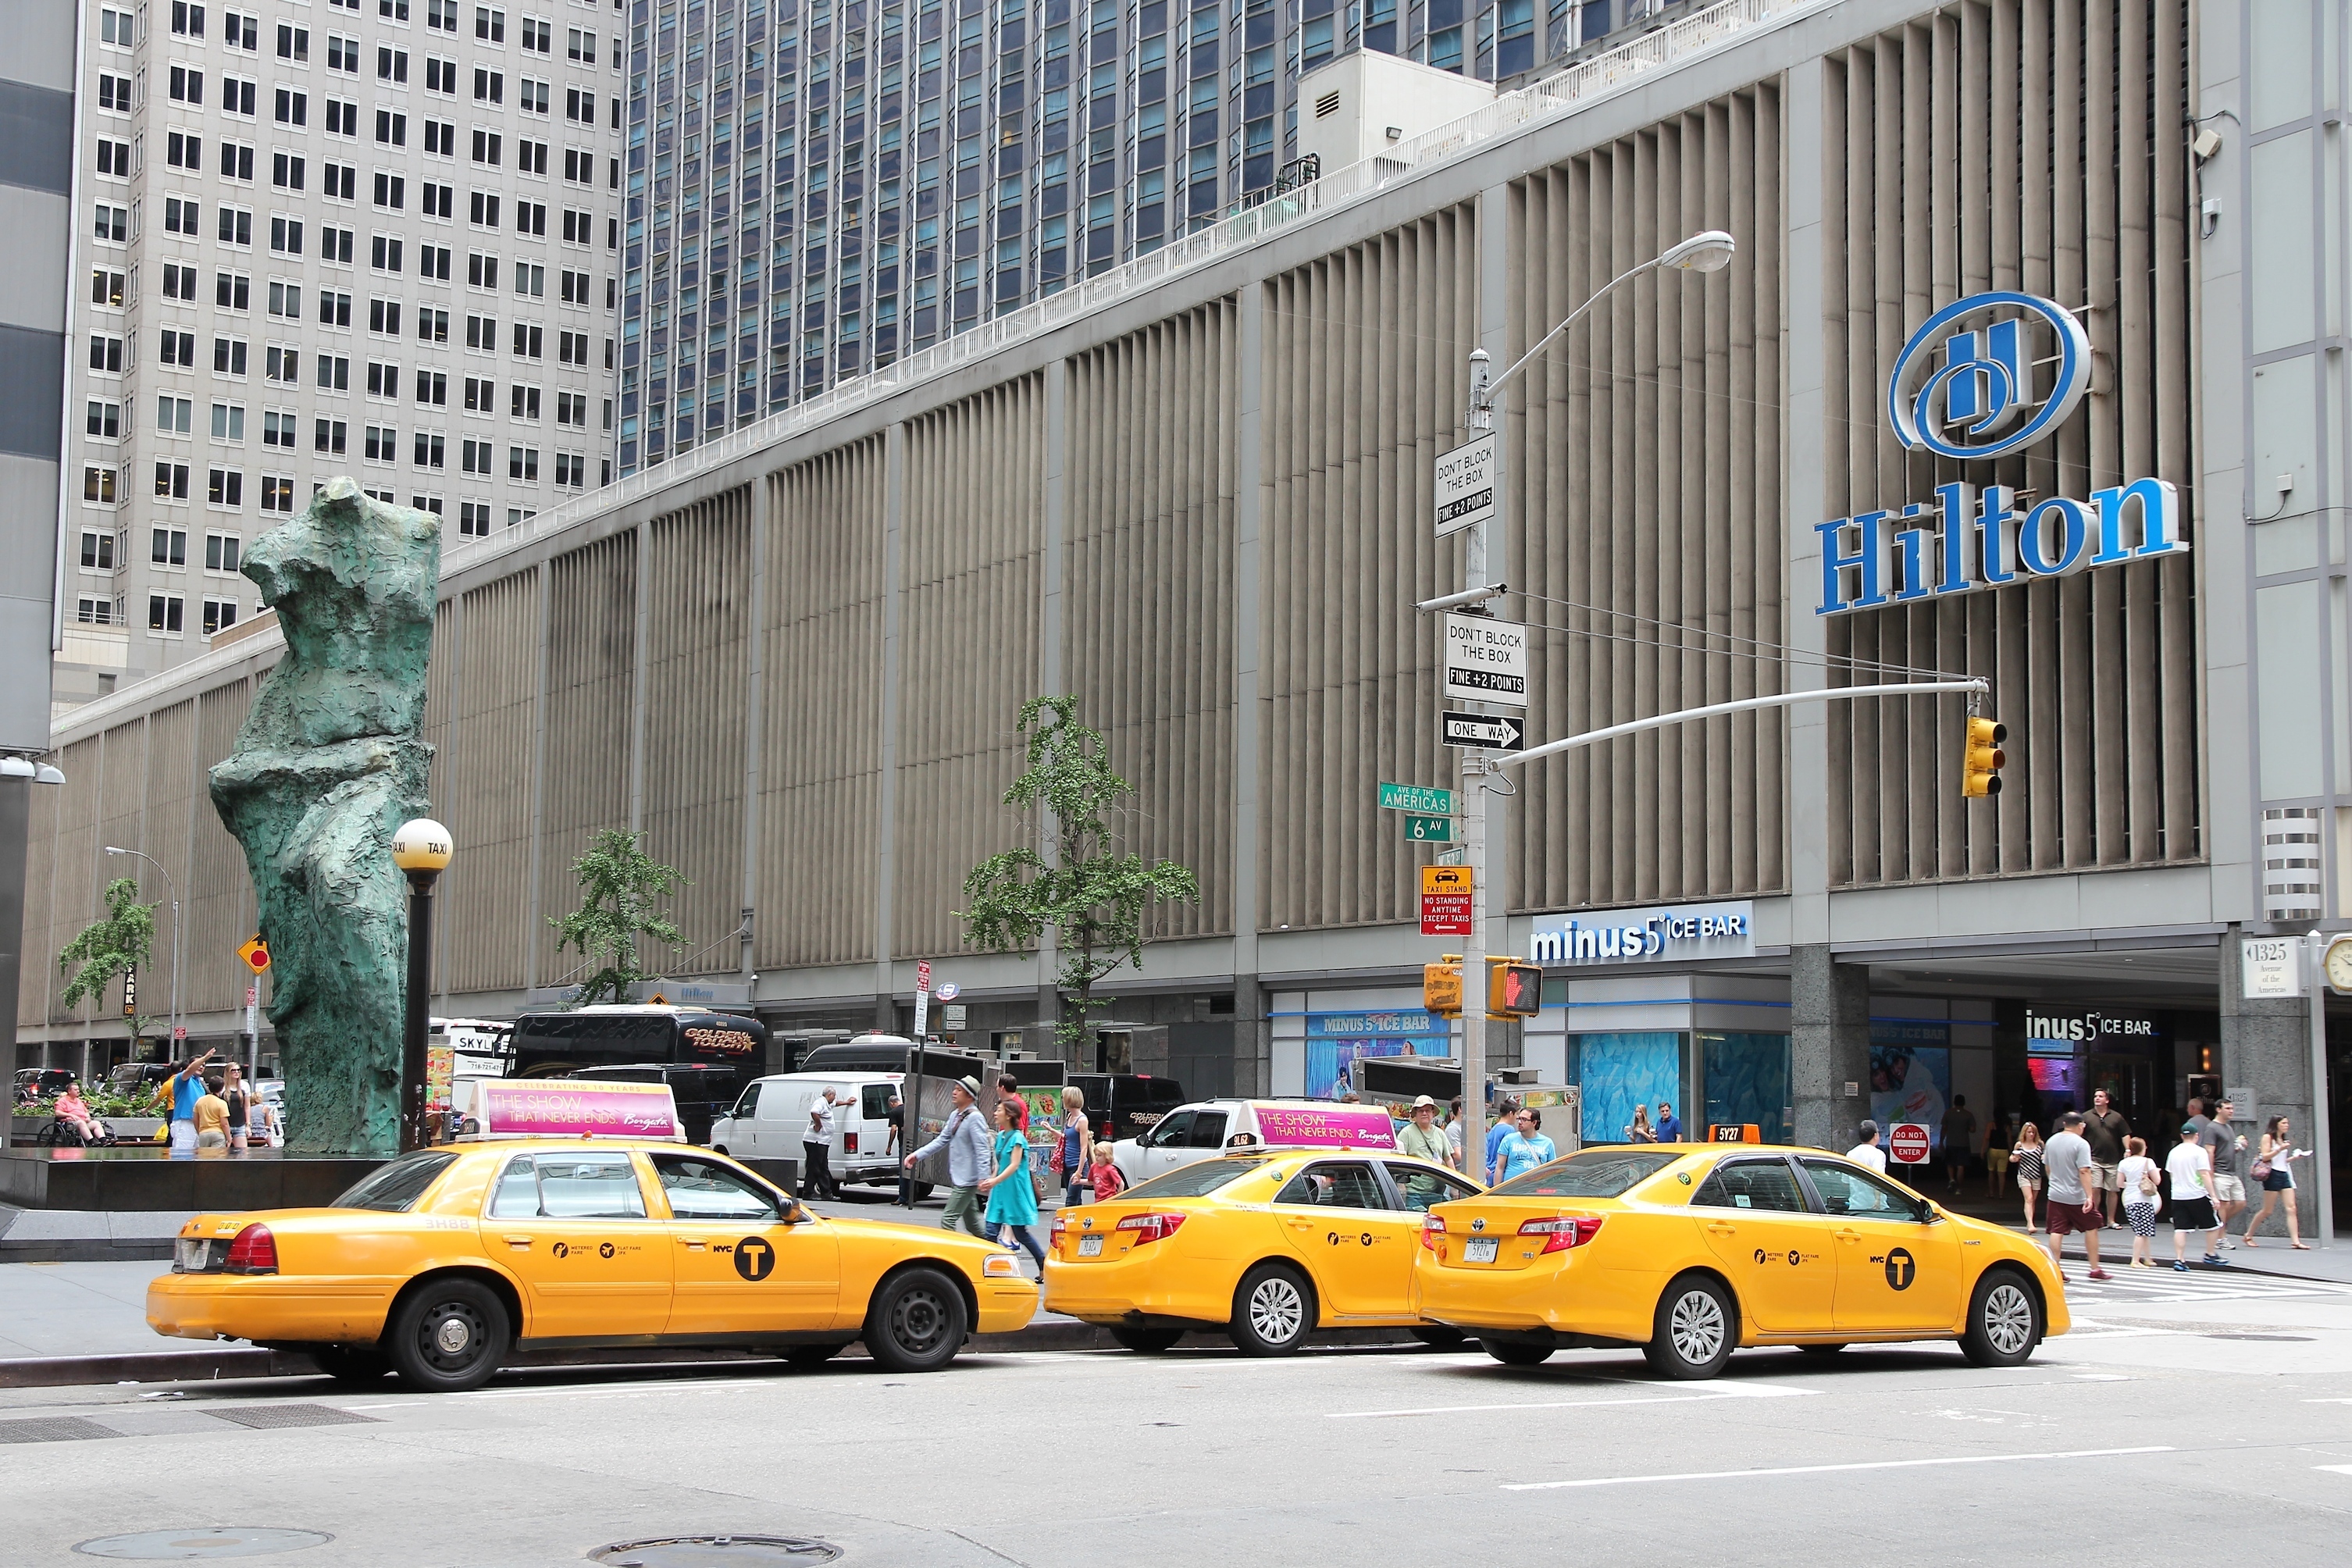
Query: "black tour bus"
509 1005 770 1145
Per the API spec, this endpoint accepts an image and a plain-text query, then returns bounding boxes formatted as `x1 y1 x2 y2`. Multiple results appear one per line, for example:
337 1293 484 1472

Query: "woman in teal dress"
980 1099 1046 1266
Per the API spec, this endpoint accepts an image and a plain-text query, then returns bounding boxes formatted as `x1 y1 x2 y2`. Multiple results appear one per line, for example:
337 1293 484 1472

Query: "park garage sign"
1816 292 2186 616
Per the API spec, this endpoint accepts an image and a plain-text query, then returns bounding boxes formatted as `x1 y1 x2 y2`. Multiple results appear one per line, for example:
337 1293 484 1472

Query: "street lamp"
1446 230 1736 1174
392 818 454 1153
103 846 181 1060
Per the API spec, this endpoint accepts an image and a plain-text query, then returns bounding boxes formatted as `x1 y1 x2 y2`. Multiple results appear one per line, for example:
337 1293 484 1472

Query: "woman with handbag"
1054 1086 1090 1208
2115 1136 2162 1268
2240 1115 2315 1249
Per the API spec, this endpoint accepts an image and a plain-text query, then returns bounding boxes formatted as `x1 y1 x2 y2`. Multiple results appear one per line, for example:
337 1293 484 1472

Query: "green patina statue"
209 479 440 1156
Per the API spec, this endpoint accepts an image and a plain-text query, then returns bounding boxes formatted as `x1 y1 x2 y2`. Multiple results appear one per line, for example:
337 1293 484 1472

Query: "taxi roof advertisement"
1249 1103 1399 1150
466 1079 686 1140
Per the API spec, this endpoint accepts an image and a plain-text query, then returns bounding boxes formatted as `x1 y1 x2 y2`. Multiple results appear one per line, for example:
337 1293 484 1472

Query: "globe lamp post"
392 818 454 1153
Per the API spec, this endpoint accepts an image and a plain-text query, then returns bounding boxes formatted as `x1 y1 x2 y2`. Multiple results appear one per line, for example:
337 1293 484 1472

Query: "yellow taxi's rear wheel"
387 1278 510 1393
1228 1263 1315 1356
309 1346 392 1385
1110 1327 1184 1354
1960 1268 2042 1367
864 1266 970 1373
1643 1273 1735 1381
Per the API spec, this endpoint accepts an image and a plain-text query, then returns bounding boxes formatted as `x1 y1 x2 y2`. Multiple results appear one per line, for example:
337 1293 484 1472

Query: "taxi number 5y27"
1463 1237 1500 1263
1078 1235 1105 1257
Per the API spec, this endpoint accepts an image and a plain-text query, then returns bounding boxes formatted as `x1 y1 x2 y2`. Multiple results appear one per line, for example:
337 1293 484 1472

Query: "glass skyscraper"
618 0 1659 475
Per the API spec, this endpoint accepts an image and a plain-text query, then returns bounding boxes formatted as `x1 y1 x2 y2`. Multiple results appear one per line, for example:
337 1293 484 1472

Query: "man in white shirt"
803 1086 841 1200
1847 1120 1888 1173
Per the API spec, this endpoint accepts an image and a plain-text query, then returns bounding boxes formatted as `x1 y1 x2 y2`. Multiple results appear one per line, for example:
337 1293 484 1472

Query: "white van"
711 1071 934 1194
1112 1099 1403 1185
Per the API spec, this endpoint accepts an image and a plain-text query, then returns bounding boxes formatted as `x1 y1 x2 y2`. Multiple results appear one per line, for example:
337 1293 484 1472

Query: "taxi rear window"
1117 1157 1273 1201
332 1151 459 1212
1488 1149 1680 1199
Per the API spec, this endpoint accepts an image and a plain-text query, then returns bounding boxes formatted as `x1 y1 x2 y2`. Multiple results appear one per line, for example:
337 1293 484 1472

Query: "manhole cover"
0 1417 120 1445
208 1404 380 1431
2201 1333 2315 1342
589 1538 841 1566
74 1527 332 1560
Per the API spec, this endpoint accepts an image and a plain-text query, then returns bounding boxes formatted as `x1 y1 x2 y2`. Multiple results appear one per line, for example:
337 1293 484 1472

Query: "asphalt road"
3 1266 2349 1566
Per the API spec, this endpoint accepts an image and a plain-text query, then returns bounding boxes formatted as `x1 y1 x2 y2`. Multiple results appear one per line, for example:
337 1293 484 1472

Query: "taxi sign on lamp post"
237 936 269 973
1888 1123 1932 1164
1420 865 1473 936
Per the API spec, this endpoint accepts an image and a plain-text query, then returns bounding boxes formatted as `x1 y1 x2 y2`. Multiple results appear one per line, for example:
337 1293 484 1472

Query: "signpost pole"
2309 936 2336 1248
1459 348 1492 1178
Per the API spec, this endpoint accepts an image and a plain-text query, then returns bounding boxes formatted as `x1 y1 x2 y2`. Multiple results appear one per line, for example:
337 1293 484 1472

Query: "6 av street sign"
1441 711 1524 751
1402 814 1452 842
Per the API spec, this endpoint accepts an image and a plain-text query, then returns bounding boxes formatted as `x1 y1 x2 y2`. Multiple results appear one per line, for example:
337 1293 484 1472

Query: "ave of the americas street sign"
1817 292 2185 616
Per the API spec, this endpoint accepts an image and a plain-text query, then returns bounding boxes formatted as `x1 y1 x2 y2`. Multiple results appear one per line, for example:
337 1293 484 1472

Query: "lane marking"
1502 1445 2174 1491
2316 1464 2352 1477
1333 1385 1813 1420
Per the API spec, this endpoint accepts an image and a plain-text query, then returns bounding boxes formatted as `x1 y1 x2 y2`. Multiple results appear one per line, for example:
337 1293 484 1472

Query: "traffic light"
1424 957 1464 1017
1488 960 1544 1019
1962 715 2006 797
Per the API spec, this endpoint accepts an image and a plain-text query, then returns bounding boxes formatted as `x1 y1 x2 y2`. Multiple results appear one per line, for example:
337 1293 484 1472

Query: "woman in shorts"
2010 1122 2045 1232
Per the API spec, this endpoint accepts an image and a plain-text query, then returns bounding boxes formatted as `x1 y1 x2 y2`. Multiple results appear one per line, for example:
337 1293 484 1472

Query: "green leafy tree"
548 829 686 1006
957 696 1202 1052
58 877 159 1043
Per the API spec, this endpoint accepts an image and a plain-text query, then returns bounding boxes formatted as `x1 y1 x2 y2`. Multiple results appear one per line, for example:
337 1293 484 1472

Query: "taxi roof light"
1113 1211 1188 1245
224 1223 278 1275
1516 1215 1605 1255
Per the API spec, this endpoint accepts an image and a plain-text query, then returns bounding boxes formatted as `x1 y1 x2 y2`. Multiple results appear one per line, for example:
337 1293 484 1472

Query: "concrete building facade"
14 0 2350 1229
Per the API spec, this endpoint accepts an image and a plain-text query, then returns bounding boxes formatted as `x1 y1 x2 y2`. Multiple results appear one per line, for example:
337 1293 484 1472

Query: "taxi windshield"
332 1151 459 1212
1488 1148 1681 1199
1116 1157 1273 1202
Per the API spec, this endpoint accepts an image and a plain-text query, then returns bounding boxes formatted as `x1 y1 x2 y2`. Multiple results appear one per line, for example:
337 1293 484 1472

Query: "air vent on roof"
1315 91 1341 119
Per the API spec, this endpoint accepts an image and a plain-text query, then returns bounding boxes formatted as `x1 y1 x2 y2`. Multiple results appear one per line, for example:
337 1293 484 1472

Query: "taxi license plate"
1078 1235 1104 1258
175 1238 212 1273
1463 1237 1500 1263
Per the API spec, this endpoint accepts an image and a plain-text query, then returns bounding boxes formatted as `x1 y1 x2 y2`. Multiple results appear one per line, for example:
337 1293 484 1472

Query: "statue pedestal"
0 1146 390 1211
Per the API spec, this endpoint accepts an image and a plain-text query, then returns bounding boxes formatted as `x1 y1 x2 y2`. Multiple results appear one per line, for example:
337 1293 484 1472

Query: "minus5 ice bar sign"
1813 478 2186 617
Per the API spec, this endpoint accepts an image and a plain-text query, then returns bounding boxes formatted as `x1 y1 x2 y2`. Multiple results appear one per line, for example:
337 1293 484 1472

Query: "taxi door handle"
503 1235 533 1250
1704 1222 1738 1237
1288 1218 1315 1231
680 1238 707 1250
1833 1229 1863 1245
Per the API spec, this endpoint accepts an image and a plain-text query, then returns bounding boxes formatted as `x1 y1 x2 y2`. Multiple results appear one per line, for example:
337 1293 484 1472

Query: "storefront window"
1701 1032 1791 1143
1570 1031 1681 1144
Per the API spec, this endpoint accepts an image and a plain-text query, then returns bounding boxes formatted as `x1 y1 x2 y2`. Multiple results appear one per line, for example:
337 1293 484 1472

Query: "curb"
0 1323 1420 1390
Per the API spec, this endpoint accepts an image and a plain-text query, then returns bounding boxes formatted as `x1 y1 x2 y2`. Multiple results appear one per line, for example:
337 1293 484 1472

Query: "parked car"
15 1067 78 1104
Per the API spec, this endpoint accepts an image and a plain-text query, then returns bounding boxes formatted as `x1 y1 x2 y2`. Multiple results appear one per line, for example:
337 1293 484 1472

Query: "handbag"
2250 1155 2275 1181
2136 1170 2160 1197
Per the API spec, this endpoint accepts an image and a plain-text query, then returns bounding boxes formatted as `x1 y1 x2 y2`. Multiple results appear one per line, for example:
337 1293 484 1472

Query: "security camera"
2193 127 2222 161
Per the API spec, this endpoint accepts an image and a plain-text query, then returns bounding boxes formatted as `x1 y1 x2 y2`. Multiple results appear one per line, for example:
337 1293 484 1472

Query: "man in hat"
1396 1095 1452 1206
905 1076 995 1238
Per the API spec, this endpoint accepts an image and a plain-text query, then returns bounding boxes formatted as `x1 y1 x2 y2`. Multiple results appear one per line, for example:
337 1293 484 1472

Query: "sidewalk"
1919 1178 2352 1285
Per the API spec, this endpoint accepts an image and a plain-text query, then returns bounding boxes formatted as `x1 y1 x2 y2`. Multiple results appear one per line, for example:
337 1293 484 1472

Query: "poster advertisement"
1303 1010 1452 1102
425 1043 454 1114
1869 1043 1949 1146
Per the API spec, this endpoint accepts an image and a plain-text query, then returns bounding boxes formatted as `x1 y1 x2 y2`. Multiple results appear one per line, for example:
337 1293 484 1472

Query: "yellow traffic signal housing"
1426 957 1545 1019
1424 957 1464 1017
1962 716 2007 798
1488 960 1544 1019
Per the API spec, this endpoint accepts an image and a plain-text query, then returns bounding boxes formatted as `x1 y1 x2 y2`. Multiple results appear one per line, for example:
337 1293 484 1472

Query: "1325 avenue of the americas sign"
1815 292 2187 615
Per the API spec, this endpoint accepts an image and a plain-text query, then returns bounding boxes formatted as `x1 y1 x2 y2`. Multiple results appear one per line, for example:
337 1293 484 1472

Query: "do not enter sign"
1888 1123 1932 1164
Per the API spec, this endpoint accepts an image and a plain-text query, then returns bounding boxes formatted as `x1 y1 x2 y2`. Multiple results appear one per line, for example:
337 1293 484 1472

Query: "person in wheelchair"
45 1079 107 1146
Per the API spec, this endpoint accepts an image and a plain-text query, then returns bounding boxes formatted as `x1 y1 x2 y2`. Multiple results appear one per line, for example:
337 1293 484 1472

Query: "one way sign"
1441 711 1524 751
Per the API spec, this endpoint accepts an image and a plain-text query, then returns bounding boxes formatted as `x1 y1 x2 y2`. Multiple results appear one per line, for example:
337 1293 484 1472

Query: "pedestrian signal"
1424 959 1464 1017
1962 716 2006 798
1488 960 1544 1019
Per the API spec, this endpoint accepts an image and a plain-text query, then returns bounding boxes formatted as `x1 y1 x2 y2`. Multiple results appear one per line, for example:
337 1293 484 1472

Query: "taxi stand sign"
461 1078 686 1141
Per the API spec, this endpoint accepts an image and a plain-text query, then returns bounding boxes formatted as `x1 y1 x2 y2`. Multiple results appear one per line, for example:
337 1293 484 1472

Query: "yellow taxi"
1043 1146 1482 1354
148 1140 1037 1390
1413 1143 2068 1377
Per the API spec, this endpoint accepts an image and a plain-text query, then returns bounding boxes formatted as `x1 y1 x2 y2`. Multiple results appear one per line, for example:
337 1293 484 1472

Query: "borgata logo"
1887 292 2091 460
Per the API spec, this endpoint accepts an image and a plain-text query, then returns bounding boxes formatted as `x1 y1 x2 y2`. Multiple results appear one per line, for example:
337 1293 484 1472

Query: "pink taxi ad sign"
468 1079 684 1140
1250 1103 1400 1151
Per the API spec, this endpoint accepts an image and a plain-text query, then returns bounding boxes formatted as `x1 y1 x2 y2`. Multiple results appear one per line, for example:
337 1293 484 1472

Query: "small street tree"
58 877 159 1044
958 696 1201 1053
549 829 686 1007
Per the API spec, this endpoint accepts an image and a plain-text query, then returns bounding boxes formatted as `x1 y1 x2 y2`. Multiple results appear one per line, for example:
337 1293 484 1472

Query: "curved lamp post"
392 818 454 1153
103 845 180 1058
1445 229 1737 1174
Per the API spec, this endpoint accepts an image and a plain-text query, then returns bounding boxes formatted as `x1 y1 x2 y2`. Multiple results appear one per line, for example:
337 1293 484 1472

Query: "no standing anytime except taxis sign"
1420 865 1473 937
